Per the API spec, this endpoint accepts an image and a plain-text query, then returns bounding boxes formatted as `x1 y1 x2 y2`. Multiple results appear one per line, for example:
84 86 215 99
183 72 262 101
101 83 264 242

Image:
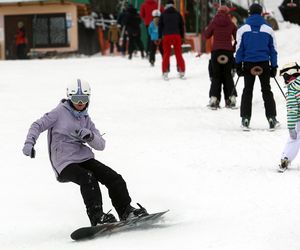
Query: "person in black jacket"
124 4 145 59
158 0 185 79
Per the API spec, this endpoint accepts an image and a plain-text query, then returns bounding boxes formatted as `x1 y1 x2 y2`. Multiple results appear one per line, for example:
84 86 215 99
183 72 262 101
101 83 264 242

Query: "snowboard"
70 210 169 241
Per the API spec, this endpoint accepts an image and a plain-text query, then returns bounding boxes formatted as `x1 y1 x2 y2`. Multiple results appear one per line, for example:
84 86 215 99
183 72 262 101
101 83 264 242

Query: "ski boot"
268 117 280 131
241 117 250 131
120 203 149 221
208 96 220 110
163 72 169 81
179 71 185 79
225 96 237 109
87 205 117 226
278 157 289 173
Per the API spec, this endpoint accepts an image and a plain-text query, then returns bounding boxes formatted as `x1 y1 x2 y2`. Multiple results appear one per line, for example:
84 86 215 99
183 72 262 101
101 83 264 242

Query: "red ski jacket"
140 0 164 26
204 10 237 52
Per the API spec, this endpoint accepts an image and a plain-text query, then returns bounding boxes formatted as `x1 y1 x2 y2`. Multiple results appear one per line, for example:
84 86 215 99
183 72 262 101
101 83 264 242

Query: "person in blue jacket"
235 3 279 130
148 9 163 66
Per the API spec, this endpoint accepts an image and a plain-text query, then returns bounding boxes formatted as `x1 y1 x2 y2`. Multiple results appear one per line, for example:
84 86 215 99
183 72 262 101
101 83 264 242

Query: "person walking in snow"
108 20 121 55
278 62 300 172
22 79 148 226
124 4 145 60
204 5 237 109
148 9 163 66
158 0 185 80
140 0 164 57
15 21 28 59
235 3 279 130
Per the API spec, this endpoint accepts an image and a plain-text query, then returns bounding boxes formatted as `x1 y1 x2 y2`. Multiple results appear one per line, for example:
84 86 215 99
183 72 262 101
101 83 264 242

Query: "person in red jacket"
205 5 237 109
15 21 28 59
140 0 164 56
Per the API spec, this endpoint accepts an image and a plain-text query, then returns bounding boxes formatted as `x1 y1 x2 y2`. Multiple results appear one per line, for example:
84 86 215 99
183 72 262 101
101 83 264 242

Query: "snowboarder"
235 3 279 130
22 79 148 226
148 9 163 66
204 5 237 109
158 0 185 80
278 62 300 172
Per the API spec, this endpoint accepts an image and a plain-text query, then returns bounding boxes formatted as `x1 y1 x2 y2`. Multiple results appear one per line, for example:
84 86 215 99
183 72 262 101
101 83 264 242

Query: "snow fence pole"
273 77 286 100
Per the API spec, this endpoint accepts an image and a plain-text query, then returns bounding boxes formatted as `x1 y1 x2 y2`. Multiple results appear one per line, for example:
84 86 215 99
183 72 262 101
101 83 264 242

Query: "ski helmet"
66 79 91 104
279 62 300 83
152 9 161 17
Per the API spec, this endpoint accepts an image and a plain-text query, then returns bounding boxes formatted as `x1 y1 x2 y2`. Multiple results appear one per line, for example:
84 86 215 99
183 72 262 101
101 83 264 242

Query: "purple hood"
24 100 105 178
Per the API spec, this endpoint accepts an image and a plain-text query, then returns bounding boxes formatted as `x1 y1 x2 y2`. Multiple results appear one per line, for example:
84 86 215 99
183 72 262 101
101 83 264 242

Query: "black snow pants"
240 61 277 119
209 50 236 101
58 158 131 217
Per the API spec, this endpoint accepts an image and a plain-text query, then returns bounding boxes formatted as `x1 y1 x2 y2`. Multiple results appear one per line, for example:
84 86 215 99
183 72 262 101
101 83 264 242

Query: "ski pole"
230 75 240 97
273 77 286 99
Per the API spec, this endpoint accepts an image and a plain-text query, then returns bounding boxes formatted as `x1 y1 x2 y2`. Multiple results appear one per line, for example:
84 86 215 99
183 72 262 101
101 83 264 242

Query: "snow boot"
120 203 148 221
278 157 289 172
87 205 117 226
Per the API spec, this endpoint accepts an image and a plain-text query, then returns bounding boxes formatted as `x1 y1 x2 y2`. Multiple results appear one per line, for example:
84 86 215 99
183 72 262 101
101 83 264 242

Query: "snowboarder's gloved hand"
270 66 277 78
289 129 297 140
22 143 36 158
76 128 94 142
236 63 244 76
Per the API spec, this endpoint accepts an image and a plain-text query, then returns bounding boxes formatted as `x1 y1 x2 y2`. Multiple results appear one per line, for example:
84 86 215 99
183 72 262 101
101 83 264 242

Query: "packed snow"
1 21 300 250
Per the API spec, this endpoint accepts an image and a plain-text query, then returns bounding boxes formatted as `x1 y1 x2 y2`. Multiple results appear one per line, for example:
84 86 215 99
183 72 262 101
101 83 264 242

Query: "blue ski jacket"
235 14 278 67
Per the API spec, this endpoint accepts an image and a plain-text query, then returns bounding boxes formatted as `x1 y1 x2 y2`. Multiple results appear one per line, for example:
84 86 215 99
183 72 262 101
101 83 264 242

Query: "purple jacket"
24 100 105 178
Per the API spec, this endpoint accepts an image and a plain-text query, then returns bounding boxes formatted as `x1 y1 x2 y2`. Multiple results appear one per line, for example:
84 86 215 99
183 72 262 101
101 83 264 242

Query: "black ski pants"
209 50 236 101
128 34 144 58
149 40 163 64
58 158 131 217
240 61 277 119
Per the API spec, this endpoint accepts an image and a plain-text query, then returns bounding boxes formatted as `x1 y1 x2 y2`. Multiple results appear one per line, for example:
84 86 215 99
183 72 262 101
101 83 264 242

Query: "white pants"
282 121 300 161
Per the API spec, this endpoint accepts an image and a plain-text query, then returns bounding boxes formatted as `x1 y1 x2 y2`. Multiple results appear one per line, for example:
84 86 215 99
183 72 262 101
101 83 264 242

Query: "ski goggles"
70 94 89 104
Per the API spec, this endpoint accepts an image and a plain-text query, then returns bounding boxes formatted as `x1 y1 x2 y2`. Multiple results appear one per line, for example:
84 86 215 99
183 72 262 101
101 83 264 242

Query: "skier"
204 5 237 109
124 4 145 60
235 3 279 130
140 0 164 57
148 9 163 66
22 79 148 226
278 62 300 172
158 0 185 80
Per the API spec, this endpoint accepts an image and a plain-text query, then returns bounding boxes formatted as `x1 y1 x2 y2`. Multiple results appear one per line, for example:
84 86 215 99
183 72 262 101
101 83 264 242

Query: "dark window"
33 14 68 48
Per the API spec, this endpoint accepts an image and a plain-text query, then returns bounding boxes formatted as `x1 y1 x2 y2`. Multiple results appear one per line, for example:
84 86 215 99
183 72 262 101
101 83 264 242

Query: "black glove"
270 67 277 78
236 63 244 77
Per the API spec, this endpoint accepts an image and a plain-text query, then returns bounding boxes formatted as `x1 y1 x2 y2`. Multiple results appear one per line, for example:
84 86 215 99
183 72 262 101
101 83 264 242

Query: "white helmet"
152 9 161 17
280 62 300 83
66 79 91 104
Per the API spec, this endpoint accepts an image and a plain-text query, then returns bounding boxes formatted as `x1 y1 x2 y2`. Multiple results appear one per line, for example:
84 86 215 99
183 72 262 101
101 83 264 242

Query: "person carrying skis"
235 3 279 130
148 9 163 66
278 62 300 172
204 5 237 109
22 79 148 226
158 0 185 80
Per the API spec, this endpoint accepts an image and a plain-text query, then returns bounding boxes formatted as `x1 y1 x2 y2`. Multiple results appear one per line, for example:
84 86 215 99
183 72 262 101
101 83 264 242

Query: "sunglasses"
70 95 89 104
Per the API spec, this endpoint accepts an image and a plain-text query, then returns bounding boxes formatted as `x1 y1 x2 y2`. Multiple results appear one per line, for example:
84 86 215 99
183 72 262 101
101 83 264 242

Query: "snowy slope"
1 22 300 250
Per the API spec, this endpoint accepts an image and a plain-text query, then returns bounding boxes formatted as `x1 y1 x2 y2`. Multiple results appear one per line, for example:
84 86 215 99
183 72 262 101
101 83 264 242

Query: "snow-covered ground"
1 22 300 250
